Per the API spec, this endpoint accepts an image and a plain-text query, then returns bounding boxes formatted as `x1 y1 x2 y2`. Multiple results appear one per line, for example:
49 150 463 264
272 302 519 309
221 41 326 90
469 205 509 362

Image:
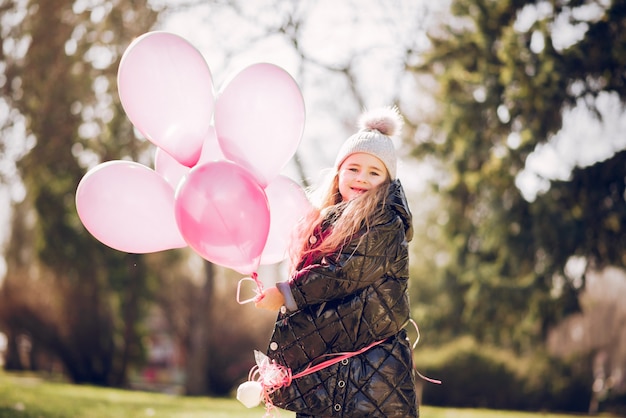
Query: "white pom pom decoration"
237 381 264 408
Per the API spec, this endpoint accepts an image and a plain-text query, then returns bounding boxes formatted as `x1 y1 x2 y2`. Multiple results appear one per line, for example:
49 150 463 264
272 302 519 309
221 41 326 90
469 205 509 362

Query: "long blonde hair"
288 171 391 272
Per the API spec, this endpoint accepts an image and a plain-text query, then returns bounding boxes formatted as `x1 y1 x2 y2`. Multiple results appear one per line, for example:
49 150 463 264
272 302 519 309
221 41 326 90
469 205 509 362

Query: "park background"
0 0 625 416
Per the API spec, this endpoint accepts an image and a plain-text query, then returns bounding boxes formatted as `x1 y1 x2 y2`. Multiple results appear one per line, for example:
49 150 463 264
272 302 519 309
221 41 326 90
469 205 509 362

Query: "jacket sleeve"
288 215 407 309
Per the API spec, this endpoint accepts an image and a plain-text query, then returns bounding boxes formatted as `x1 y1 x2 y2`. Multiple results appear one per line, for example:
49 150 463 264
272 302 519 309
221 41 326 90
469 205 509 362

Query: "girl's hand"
255 286 285 311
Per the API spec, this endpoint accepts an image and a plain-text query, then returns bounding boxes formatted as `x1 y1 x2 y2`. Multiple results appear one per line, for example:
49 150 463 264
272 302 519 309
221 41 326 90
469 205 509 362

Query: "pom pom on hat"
334 106 402 179
356 106 402 137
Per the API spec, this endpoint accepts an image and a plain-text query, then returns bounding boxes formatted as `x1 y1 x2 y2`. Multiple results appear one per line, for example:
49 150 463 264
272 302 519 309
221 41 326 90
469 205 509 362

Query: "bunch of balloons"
75 31 311 275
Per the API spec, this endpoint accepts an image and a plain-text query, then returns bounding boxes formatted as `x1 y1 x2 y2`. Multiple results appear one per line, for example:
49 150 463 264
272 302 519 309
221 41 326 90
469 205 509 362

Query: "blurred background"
0 0 625 415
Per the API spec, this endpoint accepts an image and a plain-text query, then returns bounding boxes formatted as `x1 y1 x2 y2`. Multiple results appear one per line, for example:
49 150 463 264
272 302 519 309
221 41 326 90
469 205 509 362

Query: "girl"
255 106 418 417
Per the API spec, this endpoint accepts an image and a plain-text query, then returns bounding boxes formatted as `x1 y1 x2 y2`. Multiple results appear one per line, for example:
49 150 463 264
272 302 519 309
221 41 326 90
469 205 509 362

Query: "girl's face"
338 152 389 201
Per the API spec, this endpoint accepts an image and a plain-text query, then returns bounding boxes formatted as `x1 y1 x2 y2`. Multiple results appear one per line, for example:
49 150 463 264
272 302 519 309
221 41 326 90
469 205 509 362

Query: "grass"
0 371 617 418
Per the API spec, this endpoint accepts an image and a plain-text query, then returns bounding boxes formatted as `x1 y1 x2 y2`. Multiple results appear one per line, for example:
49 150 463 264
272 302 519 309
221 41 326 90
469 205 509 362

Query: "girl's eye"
370 171 380 176
349 167 359 172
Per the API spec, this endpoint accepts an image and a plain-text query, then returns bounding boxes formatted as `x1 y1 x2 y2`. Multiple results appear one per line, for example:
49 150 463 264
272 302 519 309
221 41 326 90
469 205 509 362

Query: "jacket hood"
387 179 413 242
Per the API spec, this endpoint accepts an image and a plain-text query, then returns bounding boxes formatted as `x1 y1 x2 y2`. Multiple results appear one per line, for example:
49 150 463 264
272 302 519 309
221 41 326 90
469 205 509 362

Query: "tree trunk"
2 328 24 371
184 260 214 395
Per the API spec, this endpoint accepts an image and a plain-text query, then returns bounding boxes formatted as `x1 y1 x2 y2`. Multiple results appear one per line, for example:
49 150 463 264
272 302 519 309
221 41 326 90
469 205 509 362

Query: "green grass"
0 371 617 417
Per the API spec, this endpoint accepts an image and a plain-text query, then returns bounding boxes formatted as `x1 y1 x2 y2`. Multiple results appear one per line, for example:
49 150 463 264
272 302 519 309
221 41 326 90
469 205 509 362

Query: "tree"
0 0 158 385
407 0 626 351
0 0 281 394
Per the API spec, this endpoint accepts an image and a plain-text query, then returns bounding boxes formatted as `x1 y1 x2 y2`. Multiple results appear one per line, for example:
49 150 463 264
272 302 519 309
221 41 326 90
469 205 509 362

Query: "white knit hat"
334 107 402 179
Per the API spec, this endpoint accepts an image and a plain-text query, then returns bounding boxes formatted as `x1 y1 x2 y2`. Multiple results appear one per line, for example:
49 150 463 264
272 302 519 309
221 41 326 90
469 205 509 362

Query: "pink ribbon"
249 339 387 417
292 339 386 380
249 331 440 418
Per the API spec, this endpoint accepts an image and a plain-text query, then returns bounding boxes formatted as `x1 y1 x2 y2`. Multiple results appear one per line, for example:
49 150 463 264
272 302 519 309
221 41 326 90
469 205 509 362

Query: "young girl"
255 107 418 417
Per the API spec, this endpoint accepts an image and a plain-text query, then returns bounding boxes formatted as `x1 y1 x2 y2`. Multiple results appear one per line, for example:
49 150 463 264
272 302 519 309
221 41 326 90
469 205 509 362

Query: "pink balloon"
174 161 270 274
76 161 187 253
154 147 189 189
198 126 225 163
154 126 224 189
260 176 312 265
118 32 215 167
214 63 305 186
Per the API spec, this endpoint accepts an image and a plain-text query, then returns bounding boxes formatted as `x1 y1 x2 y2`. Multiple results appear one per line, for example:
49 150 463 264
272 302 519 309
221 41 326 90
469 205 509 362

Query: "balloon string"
407 319 442 385
236 272 265 304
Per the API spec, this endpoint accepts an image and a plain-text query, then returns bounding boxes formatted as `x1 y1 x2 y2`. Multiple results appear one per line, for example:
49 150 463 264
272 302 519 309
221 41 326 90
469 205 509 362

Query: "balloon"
118 31 214 167
154 126 224 189
174 161 270 274
198 125 225 163
154 147 190 190
214 63 305 186
76 160 187 253
260 176 312 265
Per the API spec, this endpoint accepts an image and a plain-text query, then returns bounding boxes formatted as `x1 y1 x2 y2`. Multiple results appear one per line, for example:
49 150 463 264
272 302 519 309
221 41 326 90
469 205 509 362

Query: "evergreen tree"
408 0 626 351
